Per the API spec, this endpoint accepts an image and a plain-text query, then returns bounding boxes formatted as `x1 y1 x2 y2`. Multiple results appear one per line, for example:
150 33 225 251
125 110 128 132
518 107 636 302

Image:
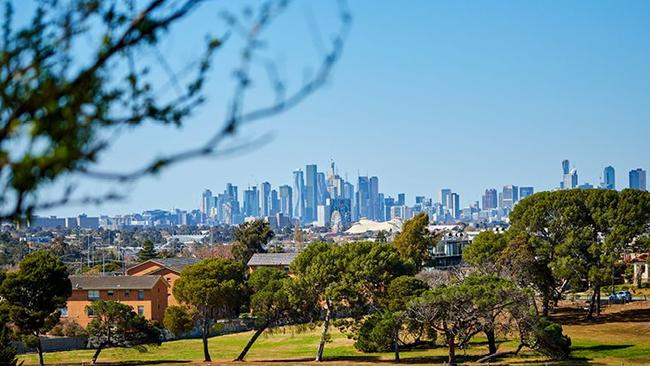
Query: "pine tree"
138 240 159 262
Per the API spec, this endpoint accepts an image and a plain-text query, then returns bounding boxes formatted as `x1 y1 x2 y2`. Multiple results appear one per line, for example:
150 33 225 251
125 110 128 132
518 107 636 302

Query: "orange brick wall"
63 280 168 328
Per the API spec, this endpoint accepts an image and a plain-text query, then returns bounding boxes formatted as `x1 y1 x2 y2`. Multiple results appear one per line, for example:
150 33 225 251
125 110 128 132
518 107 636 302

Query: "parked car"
608 291 632 302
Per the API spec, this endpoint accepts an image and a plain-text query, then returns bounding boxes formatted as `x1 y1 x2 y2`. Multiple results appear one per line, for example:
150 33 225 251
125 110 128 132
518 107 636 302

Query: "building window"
88 290 100 300
124 289 130 297
137 306 145 316
137 290 145 300
107 290 114 297
87 307 96 317
59 307 68 317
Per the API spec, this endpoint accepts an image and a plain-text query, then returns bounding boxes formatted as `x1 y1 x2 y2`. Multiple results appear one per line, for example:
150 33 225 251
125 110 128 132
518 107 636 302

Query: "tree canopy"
232 220 274 264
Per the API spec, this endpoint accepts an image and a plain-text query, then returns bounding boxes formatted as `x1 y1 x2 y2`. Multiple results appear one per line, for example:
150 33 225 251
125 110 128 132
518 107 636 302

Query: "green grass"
19 304 650 365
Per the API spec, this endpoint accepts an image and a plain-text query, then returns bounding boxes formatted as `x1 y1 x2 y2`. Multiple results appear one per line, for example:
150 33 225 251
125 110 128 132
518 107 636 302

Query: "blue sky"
30 1 650 215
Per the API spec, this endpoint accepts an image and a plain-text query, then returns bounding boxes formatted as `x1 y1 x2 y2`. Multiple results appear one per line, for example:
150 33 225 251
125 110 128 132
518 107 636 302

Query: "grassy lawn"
19 302 650 365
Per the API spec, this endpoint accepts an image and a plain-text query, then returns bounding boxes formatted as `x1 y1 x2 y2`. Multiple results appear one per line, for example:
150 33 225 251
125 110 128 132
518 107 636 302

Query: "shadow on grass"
253 354 483 364
553 306 650 325
90 361 189 366
572 344 633 352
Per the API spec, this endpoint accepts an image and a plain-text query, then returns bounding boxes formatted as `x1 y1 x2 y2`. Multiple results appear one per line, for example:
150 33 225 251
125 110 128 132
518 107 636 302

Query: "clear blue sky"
33 1 650 216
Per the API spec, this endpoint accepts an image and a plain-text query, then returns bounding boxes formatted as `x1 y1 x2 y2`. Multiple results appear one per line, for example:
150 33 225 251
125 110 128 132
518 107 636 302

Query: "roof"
247 252 298 266
127 257 200 274
70 275 165 290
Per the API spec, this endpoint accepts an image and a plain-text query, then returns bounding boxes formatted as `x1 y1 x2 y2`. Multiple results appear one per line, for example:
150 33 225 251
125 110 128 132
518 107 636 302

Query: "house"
247 252 298 273
64 275 168 327
126 257 200 306
631 254 649 285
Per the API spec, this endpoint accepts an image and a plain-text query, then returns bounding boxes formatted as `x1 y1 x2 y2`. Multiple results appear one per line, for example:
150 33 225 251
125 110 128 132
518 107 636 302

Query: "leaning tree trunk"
234 321 269 361
315 304 332 362
35 337 44 366
485 328 497 355
202 317 212 362
541 290 550 317
91 345 104 365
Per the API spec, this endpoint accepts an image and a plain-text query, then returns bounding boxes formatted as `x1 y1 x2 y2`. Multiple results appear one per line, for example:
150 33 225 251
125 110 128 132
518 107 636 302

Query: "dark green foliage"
86 300 161 364
0 299 19 366
530 318 571 361
393 213 433 270
232 220 274 264
462 231 507 274
173 258 246 362
138 240 159 262
163 306 195 337
354 312 398 352
0 251 71 366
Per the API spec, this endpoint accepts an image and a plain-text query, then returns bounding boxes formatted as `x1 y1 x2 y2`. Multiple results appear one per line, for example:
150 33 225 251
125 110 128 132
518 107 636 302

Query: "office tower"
225 183 240 216
563 168 578 189
629 169 647 191
326 161 344 198
292 169 305 220
440 189 452 208
519 186 534 200
305 164 318 222
317 204 331 227
243 186 259 217
270 189 280 216
330 198 352 229
481 188 498 210
561 160 570 189
201 189 213 216
502 185 519 209
259 182 271 217
450 192 460 220
378 193 385 221
602 166 615 190
384 197 395 221
562 160 570 175
316 172 328 204
397 193 406 206
369 176 380 220
279 185 293 217
356 176 370 219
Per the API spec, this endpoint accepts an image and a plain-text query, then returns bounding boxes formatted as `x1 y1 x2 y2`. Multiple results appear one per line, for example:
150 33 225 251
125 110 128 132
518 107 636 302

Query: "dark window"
137 290 145 300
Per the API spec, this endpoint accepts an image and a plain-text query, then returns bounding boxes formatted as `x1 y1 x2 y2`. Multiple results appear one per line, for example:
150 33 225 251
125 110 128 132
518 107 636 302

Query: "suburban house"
64 275 168 327
126 257 200 306
631 253 649 285
247 252 298 273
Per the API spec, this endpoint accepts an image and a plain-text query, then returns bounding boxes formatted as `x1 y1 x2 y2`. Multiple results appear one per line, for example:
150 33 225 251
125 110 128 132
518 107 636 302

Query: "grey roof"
247 252 298 266
150 257 201 273
70 275 164 290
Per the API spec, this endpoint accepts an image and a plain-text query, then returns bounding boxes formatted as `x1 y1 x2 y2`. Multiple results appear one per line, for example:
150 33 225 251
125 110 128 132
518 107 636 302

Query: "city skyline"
44 159 646 219
33 1 650 217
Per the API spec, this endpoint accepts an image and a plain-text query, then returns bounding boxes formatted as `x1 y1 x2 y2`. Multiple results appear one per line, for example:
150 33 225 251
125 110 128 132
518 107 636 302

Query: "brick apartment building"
63 275 168 327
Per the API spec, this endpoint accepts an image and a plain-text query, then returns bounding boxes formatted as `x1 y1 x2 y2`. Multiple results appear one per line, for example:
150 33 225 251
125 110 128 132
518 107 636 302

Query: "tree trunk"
202 318 212 362
447 335 456 366
393 326 400 363
587 287 598 320
91 346 103 365
596 284 602 316
234 322 269 361
541 290 550 317
36 338 44 366
485 328 497 355
315 306 332 362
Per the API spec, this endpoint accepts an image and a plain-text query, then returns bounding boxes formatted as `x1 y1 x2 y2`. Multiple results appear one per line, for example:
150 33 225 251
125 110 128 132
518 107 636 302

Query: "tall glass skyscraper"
603 166 615 190
279 185 293 218
292 169 305 220
259 182 271 217
629 168 647 191
305 164 318 222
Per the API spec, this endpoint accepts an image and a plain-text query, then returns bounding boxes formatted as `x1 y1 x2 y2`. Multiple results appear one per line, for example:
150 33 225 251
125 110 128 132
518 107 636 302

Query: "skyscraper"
440 189 452 208
502 185 519 209
201 189 213 217
292 169 305 220
481 188 498 210
562 160 570 175
305 164 318 222
316 172 328 204
259 182 271 217
603 166 615 190
270 189 280 216
629 168 647 191
279 185 293 218
243 186 260 217
356 176 370 219
369 176 380 220
397 193 406 206
519 186 534 200
450 192 460 220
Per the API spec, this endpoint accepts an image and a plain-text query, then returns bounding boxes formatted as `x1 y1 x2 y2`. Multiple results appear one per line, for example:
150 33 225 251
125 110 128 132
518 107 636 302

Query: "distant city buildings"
602 166 615 190
629 168 647 191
